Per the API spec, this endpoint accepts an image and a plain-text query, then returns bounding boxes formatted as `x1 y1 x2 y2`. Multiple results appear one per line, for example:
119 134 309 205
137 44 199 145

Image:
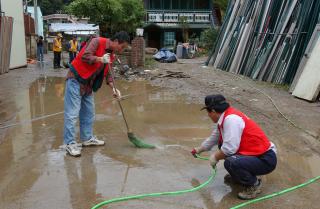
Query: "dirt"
0 54 319 209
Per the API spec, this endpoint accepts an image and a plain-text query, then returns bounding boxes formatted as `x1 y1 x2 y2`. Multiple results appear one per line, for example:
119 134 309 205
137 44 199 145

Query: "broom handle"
108 62 130 132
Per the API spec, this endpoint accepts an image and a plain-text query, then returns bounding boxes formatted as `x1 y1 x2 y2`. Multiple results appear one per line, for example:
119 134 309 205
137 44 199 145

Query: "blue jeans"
63 78 94 144
37 46 43 61
224 150 277 186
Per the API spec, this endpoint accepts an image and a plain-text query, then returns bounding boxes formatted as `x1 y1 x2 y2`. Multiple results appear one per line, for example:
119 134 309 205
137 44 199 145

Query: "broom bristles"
128 132 155 149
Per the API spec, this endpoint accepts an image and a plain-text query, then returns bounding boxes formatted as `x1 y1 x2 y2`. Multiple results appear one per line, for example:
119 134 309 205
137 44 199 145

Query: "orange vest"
71 37 113 80
69 40 78 52
218 107 271 156
53 38 62 52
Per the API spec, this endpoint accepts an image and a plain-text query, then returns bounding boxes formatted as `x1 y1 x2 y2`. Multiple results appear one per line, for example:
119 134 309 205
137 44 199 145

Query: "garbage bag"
153 48 177 63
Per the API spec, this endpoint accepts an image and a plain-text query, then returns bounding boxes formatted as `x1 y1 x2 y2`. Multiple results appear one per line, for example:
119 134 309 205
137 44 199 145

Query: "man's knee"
224 156 239 171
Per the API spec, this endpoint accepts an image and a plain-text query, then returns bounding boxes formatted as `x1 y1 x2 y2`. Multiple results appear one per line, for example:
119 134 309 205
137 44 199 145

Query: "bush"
199 28 219 51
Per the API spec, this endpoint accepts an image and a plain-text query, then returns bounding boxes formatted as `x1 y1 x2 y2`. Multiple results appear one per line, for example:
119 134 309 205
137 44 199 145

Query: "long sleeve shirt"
201 112 276 156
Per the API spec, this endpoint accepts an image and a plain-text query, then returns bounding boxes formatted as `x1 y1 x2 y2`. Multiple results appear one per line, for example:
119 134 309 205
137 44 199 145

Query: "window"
194 0 210 10
163 0 171 9
164 32 175 48
181 0 193 10
172 0 179 9
150 0 162 9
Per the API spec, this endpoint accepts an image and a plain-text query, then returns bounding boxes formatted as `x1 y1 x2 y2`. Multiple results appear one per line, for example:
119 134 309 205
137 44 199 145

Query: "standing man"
36 36 44 62
53 33 63 68
68 36 78 63
64 31 130 157
191 94 277 200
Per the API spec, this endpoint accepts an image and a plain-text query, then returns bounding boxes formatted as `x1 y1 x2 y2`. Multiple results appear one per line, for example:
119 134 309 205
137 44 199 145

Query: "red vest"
218 107 271 156
71 37 113 79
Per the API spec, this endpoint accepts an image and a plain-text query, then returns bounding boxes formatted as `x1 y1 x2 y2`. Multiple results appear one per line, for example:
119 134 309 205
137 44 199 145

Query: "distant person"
53 33 63 69
192 94 277 200
68 36 78 63
63 31 130 157
36 36 44 62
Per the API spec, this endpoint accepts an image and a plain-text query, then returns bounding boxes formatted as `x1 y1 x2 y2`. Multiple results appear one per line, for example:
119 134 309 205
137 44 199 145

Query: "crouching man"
192 94 277 200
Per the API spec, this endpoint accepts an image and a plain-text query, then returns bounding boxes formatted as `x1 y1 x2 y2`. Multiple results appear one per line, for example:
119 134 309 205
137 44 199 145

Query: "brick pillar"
131 37 145 68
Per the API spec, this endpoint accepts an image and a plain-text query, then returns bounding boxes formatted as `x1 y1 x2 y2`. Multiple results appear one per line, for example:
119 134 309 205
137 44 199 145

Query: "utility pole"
34 0 38 35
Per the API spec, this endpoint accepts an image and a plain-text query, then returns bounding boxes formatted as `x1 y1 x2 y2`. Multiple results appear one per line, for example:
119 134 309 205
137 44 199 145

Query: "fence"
0 15 13 74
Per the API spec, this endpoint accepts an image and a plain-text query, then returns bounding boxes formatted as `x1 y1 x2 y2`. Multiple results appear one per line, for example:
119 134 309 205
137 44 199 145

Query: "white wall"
27 6 44 37
1 0 27 69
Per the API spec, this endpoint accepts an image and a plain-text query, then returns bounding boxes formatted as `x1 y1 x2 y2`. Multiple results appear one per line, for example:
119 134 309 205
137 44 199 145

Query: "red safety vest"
218 107 271 156
71 37 114 80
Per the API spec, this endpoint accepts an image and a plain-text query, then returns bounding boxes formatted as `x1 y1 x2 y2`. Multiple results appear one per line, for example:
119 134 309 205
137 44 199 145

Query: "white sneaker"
82 136 105 146
66 142 81 157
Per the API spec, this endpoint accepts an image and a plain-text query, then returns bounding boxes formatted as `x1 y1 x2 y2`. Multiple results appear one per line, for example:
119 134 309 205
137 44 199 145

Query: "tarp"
153 48 177 63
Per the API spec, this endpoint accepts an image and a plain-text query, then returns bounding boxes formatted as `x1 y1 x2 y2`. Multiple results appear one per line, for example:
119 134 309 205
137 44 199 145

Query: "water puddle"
0 77 319 209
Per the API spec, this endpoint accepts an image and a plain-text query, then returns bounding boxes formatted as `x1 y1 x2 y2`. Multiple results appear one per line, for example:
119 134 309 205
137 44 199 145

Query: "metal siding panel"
1 0 27 69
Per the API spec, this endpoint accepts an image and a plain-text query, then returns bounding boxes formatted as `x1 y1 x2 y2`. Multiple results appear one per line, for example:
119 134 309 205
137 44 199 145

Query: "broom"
108 62 155 149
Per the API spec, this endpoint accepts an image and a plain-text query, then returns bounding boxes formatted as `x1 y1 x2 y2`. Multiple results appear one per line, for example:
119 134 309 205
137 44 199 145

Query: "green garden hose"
91 155 320 209
230 175 320 209
91 155 213 209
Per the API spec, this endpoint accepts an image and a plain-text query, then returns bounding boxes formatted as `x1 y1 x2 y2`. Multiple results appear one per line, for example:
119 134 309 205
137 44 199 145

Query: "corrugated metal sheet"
208 0 320 87
292 25 320 101
49 23 99 35
1 0 27 69
0 15 13 74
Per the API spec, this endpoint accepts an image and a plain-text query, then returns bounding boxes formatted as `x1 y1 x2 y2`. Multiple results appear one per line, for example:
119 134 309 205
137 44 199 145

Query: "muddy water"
0 77 319 209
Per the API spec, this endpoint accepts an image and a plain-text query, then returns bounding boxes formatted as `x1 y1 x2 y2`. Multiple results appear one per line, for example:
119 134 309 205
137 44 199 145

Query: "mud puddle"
0 77 319 209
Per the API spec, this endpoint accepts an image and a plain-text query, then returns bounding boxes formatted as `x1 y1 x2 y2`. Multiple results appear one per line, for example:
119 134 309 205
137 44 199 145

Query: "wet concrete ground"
0 55 319 209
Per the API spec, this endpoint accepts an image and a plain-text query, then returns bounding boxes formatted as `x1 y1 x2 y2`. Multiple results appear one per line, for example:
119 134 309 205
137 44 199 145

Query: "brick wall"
131 37 145 68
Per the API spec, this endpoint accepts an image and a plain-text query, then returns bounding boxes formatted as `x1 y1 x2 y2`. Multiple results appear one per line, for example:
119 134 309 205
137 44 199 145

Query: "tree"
66 0 145 36
179 16 189 42
214 0 229 16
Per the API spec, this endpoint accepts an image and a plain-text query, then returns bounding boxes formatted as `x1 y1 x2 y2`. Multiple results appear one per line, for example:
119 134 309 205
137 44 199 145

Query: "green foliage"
214 0 229 12
179 16 189 42
66 0 145 35
35 0 74 15
199 28 219 50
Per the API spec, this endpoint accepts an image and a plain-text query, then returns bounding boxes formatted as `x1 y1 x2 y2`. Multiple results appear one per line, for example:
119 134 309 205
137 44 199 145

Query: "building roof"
43 14 89 23
49 23 99 35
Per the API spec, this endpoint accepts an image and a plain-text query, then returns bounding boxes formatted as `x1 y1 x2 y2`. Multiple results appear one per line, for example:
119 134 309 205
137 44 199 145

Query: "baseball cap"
201 94 229 112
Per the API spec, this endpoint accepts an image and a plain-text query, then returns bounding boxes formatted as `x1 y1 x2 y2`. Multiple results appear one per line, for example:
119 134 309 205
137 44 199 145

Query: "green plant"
199 28 220 50
145 55 156 69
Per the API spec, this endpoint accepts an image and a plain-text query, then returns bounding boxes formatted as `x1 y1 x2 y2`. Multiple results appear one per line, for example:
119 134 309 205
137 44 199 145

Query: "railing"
146 10 212 24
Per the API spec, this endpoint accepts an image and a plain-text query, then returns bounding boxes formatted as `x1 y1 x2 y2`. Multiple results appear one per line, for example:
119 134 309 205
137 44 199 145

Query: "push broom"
108 62 155 149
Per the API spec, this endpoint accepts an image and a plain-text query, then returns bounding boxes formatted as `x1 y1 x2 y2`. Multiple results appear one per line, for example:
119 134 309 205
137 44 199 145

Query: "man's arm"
209 115 244 166
81 38 102 64
193 125 219 155
200 125 219 151
220 115 244 156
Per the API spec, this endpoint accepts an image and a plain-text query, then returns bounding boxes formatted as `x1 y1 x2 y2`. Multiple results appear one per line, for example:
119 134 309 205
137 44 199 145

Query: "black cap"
201 94 229 113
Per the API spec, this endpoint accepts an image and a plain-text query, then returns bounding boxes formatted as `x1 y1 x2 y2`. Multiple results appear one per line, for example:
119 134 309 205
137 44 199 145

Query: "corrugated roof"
49 23 99 33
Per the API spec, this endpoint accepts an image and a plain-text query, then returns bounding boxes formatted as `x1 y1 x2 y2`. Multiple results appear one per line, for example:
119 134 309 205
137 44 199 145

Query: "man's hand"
113 88 121 99
209 154 218 168
102 53 110 63
191 148 198 158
